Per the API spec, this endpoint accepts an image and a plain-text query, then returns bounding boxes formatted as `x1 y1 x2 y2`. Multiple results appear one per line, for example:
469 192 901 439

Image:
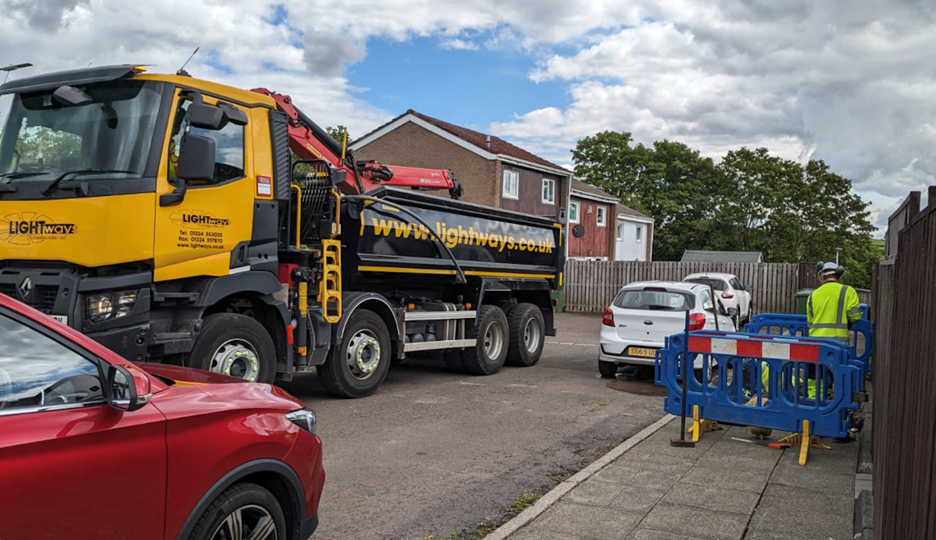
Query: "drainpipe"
649 219 655 262
565 174 573 261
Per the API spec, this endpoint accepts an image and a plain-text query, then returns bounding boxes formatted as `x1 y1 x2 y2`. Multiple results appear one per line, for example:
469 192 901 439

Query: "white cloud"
0 0 390 135
4 0 89 32
440 39 479 51
0 0 932 227
494 0 936 212
303 30 367 77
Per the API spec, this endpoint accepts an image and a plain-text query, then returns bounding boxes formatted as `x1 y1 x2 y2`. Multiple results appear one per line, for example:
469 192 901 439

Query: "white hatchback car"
683 272 753 327
598 281 736 379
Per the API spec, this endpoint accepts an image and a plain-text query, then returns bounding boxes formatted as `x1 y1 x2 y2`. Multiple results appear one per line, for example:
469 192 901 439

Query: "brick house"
568 180 654 261
350 110 572 219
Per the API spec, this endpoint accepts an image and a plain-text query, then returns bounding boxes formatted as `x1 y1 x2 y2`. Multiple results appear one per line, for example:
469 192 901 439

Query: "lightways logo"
0 212 77 245
169 210 230 229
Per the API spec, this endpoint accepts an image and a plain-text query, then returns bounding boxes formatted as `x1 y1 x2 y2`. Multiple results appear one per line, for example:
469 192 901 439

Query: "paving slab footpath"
488 415 859 540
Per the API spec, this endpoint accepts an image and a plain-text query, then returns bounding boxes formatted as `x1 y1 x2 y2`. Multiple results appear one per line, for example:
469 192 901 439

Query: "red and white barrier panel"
688 336 818 363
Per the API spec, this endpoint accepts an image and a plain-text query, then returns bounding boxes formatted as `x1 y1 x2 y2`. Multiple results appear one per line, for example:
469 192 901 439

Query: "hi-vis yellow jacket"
758 281 861 400
807 281 862 343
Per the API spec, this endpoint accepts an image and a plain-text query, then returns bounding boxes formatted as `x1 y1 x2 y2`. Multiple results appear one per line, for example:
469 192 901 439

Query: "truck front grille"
0 283 58 312
36 285 58 312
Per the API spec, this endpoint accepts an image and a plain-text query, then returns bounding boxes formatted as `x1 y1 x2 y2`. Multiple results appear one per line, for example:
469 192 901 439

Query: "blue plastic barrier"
744 311 874 384
655 330 861 441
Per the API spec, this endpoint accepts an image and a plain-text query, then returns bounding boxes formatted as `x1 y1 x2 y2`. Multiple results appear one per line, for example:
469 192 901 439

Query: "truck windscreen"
0 80 162 188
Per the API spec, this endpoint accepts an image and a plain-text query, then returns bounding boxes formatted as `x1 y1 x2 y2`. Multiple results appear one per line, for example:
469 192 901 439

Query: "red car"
0 293 325 540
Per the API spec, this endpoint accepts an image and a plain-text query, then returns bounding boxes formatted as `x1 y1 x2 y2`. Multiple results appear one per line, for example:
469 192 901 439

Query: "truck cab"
0 65 291 381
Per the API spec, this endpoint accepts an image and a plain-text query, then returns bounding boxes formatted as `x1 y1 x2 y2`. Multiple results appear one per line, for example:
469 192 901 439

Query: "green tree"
14 127 82 169
716 148 877 287
790 159 877 288
715 148 802 255
326 125 350 147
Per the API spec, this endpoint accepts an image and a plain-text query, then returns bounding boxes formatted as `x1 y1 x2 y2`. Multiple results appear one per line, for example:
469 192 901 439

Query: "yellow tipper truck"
0 64 569 398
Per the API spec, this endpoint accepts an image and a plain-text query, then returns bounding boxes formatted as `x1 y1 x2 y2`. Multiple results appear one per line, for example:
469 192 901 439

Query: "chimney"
486 135 491 149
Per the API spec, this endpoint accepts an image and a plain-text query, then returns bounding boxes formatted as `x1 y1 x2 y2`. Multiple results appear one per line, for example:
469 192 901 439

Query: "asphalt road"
280 313 667 540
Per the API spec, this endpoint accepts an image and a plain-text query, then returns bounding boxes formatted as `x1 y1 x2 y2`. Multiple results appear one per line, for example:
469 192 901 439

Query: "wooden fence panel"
873 187 936 539
563 260 801 313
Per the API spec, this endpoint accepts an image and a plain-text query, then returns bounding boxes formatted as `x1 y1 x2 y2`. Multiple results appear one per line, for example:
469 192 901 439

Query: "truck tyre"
505 303 545 367
318 309 391 398
460 305 509 376
189 313 277 383
187 482 286 540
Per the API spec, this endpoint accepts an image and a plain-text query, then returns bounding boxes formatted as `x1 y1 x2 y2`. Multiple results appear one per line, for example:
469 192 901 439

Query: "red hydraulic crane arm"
250 88 463 199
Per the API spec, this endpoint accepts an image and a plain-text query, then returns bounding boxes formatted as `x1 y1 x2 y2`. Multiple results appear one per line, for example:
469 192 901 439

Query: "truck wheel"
189 313 277 383
599 360 618 378
505 303 545 367
187 482 286 540
318 309 391 398
461 305 509 375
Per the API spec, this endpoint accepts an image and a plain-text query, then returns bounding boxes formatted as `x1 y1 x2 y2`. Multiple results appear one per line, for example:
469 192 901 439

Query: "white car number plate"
49 314 68 325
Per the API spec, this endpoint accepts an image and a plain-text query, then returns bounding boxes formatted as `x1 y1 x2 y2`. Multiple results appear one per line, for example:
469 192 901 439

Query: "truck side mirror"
218 101 248 126
187 102 247 130
188 103 226 130
572 224 585 238
177 133 215 180
160 133 215 207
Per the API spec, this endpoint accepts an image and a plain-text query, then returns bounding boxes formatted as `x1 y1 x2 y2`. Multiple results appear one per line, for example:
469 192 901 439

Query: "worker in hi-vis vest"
807 261 862 342
796 261 861 400
756 261 860 403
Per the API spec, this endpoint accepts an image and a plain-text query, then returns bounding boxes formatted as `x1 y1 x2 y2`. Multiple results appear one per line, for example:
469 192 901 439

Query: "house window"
616 223 624 241
569 201 579 223
502 169 519 200
542 178 555 204
636 226 642 242
596 206 607 227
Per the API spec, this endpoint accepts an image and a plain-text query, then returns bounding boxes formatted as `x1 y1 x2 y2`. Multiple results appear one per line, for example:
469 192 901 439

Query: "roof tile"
406 110 568 171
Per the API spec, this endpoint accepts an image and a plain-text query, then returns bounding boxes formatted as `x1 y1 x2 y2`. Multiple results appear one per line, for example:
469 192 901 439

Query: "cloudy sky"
2 0 934 232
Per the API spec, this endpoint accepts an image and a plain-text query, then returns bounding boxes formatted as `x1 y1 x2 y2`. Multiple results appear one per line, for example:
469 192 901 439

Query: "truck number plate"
628 347 656 358
49 314 68 325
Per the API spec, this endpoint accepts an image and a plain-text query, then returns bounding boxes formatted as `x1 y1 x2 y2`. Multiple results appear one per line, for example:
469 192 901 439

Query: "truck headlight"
87 291 138 323
286 408 316 434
